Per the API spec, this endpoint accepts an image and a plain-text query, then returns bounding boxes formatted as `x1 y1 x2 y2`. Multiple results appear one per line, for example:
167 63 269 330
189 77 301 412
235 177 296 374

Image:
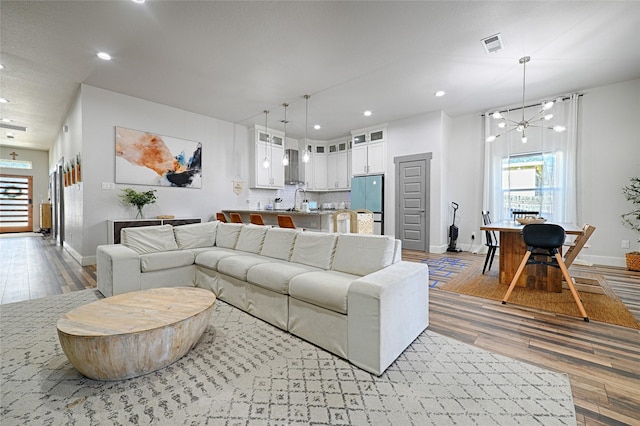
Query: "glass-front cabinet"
250 125 285 189
351 125 387 176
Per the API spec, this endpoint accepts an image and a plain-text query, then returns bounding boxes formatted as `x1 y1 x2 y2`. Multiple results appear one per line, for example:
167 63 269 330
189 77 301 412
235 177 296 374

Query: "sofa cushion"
331 234 396 276
217 255 271 282
289 232 337 270
235 224 268 254
121 224 178 254
247 261 320 294
140 250 195 272
173 221 218 249
260 227 300 261
289 271 359 314
215 223 243 249
195 248 241 270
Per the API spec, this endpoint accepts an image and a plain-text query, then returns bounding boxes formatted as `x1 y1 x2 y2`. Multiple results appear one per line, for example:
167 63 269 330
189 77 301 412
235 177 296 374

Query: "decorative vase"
626 252 640 272
136 207 144 219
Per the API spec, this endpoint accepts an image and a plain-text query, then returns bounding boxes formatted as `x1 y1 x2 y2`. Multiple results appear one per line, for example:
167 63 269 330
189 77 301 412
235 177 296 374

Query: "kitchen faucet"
294 188 306 211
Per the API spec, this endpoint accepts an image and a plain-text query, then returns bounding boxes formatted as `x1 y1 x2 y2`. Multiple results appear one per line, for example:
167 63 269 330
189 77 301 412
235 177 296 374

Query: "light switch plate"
101 182 115 190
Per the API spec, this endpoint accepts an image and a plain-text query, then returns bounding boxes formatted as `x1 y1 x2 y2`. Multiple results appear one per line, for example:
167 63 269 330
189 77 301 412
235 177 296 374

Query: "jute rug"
423 256 640 329
0 289 576 425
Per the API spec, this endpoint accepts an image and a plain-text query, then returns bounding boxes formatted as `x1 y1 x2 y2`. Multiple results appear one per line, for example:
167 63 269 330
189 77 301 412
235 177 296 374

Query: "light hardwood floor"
1 235 639 425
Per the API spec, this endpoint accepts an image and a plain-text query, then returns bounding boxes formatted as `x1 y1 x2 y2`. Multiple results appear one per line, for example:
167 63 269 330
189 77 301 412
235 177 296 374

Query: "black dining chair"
501 223 589 322
481 211 499 274
511 209 540 220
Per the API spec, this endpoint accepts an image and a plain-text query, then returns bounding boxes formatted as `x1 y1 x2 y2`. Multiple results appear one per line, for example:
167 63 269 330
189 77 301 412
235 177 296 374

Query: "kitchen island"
222 209 335 231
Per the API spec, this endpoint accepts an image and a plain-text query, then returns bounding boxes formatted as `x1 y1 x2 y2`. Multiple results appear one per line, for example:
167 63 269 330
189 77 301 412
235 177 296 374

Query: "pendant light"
486 56 566 144
262 110 270 169
302 95 310 163
281 103 289 166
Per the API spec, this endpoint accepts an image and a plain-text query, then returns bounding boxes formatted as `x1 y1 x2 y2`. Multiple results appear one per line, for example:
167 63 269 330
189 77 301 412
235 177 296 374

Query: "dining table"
480 221 584 293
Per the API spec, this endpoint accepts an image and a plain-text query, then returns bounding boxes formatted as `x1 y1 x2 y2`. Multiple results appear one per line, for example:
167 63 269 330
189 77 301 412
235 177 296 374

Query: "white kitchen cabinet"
250 125 285 189
351 125 387 176
326 139 351 190
312 144 328 190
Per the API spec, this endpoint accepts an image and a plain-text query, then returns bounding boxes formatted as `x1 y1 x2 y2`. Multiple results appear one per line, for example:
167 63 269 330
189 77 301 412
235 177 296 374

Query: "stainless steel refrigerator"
350 174 384 234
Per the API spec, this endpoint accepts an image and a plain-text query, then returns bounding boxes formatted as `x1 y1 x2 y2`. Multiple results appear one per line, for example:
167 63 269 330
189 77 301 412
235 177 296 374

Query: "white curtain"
482 94 579 223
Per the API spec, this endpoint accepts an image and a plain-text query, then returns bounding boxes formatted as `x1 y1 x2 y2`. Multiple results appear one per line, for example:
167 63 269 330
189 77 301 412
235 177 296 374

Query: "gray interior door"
394 153 431 251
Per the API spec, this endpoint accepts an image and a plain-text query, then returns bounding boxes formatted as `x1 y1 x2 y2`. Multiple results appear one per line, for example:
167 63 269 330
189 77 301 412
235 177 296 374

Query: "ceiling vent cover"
481 33 504 54
0 123 27 132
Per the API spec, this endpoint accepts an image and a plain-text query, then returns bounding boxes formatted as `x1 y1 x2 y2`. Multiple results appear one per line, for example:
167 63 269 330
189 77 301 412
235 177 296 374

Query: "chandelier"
486 56 566 143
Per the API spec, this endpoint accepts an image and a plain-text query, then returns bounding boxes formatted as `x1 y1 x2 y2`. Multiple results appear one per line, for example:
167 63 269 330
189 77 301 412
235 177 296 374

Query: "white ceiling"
1 1 639 151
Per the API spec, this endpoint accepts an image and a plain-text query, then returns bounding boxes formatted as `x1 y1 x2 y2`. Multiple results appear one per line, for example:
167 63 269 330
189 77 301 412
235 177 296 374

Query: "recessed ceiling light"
131 0 146 3
364 110 372 117
97 52 112 61
1 118 11 123
0 64 4 69
0 98 9 104
314 124 321 130
434 90 446 97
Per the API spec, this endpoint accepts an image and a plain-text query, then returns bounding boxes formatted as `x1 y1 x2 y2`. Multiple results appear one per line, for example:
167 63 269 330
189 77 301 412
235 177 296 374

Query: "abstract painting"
115 127 202 188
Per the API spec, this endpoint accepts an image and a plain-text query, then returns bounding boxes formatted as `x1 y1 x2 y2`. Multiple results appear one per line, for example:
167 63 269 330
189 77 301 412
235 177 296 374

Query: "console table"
108 218 201 244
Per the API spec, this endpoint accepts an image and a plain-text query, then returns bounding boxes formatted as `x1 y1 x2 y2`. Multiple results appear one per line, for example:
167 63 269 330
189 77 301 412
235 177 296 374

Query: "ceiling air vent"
0 123 27 132
481 33 504 54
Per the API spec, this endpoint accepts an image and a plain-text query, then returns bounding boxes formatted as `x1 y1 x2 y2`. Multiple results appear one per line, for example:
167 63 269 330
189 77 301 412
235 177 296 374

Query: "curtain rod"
480 93 583 117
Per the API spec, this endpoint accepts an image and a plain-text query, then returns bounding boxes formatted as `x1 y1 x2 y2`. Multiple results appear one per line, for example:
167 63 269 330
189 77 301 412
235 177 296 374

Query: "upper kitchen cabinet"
299 140 314 189
351 125 387 176
249 125 285 189
312 144 328 191
327 138 351 190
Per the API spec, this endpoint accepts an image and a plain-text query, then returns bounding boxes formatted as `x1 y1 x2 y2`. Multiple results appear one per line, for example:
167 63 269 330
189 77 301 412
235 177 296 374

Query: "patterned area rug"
0 290 576 425
420 256 472 287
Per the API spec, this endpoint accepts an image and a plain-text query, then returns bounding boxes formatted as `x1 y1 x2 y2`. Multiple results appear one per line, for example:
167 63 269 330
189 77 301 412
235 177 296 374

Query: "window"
501 152 559 218
0 159 32 169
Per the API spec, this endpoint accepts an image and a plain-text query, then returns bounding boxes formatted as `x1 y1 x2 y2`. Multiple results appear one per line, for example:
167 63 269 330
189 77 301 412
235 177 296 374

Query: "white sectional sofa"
97 221 429 375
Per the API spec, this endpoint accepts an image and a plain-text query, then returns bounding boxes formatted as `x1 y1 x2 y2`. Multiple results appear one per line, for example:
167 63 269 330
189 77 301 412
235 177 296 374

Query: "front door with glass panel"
0 174 33 233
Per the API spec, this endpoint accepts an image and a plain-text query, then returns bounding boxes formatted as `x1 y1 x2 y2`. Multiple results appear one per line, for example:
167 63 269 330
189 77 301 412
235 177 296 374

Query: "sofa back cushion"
173 221 218 249
290 232 337 270
260 227 300 260
121 224 178 255
215 223 243 249
331 234 396 276
235 224 268 254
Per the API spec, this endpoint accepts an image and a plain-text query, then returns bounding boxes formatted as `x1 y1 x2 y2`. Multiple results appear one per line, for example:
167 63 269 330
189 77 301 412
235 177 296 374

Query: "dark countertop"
222 209 335 216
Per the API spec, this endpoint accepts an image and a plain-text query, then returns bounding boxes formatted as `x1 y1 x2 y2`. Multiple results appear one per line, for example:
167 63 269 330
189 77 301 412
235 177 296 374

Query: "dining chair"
481 211 498 274
501 223 589 322
277 215 296 229
511 209 540 220
352 209 374 234
249 213 265 225
216 212 227 223
333 209 357 233
229 213 243 224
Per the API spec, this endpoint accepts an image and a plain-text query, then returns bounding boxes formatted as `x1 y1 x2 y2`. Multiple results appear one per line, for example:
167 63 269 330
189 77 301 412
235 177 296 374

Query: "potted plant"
621 176 640 271
119 188 157 219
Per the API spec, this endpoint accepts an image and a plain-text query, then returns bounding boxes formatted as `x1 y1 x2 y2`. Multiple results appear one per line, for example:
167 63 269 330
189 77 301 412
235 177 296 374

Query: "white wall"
0 147 50 231
578 79 640 265
52 84 250 264
386 111 446 250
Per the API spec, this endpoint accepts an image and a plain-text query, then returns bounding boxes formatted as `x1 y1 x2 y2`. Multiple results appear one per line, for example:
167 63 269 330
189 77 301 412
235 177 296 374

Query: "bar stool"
216 212 227 223
277 215 296 229
250 214 265 225
229 213 243 223
502 223 589 322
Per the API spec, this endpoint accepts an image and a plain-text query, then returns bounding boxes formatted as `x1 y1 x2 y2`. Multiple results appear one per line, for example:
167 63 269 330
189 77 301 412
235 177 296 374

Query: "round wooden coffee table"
57 287 216 380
